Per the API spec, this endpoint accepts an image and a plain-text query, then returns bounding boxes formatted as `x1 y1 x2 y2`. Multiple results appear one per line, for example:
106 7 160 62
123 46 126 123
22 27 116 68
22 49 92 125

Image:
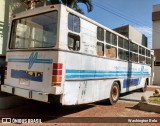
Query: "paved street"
0 86 159 125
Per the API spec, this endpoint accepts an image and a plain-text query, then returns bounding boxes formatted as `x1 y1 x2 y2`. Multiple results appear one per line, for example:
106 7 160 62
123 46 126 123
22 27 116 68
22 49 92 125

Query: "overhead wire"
91 1 160 48
73 0 160 48
93 1 160 35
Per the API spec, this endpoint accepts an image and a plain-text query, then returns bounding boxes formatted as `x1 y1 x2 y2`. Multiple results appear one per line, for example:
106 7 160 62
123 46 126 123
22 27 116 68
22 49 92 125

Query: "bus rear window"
10 11 58 49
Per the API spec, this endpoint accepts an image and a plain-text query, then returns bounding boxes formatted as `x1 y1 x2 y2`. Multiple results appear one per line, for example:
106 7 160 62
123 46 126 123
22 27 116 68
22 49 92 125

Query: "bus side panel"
61 52 151 105
62 80 113 105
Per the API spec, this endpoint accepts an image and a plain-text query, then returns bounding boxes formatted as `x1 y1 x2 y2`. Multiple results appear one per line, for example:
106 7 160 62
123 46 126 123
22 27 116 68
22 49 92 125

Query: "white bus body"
1 4 153 105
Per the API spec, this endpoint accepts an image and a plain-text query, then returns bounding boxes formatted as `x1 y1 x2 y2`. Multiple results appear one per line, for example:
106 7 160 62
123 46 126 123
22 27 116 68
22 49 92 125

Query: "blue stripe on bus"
66 70 149 74
8 52 53 69
65 69 150 79
123 78 140 88
11 69 43 82
66 70 143 73
8 59 53 64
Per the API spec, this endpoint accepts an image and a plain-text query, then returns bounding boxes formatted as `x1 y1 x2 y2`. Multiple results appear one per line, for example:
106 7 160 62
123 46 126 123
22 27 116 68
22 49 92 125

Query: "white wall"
153 20 160 49
153 4 160 12
0 0 5 55
152 4 160 85
153 66 160 85
153 4 160 49
129 25 143 45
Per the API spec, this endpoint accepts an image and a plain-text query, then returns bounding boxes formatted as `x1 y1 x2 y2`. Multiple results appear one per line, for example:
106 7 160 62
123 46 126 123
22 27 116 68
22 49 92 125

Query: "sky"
79 0 160 48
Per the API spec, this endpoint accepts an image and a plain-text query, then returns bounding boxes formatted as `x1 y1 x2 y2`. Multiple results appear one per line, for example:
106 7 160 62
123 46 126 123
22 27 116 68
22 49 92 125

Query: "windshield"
10 11 58 49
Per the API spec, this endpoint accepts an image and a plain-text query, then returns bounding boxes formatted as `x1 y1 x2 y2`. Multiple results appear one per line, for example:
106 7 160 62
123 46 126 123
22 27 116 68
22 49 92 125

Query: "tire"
108 82 120 105
140 80 147 92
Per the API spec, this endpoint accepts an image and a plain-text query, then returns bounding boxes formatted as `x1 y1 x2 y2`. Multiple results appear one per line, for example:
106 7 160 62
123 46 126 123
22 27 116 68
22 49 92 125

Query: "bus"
1 4 154 105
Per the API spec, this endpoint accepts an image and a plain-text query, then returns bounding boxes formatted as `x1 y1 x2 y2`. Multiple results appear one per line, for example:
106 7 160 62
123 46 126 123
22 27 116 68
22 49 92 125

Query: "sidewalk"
119 85 160 103
147 85 160 91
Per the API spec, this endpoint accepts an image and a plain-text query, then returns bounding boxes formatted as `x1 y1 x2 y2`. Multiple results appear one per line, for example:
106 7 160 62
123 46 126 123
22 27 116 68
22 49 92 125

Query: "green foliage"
50 0 93 14
148 96 160 104
14 0 93 14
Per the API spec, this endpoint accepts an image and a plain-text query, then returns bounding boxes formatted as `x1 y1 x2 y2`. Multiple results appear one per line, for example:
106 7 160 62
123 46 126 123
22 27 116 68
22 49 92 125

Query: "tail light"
4 61 7 79
52 63 63 86
50 5 55 9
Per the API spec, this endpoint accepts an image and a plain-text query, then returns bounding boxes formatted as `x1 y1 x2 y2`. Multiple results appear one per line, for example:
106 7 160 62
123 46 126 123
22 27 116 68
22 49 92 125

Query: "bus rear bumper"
1 85 49 102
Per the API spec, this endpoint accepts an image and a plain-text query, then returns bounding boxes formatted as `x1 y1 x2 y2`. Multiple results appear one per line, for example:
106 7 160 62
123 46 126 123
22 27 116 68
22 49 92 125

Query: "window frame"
97 27 104 41
118 48 129 61
146 49 151 57
139 46 145 55
130 42 138 53
139 55 145 64
68 13 80 33
97 42 104 56
68 33 80 51
130 52 138 63
106 31 117 46
9 11 58 49
105 44 117 59
146 57 151 65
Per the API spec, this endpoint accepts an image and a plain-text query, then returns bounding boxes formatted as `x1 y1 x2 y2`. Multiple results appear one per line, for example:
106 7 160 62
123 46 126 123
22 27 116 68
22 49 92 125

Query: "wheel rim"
112 85 118 101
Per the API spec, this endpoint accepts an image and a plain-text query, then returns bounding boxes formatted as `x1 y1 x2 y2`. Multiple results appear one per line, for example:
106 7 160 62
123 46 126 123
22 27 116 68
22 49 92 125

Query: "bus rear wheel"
140 80 147 92
109 82 120 105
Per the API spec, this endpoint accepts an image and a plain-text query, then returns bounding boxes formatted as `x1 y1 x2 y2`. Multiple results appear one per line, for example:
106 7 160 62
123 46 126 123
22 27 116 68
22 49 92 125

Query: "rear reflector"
53 63 63 69
52 76 62 83
52 63 63 85
52 70 62 75
50 5 55 8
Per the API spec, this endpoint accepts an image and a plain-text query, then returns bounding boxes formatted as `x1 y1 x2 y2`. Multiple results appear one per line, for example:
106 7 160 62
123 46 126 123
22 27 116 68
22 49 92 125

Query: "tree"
60 0 93 14
21 0 93 14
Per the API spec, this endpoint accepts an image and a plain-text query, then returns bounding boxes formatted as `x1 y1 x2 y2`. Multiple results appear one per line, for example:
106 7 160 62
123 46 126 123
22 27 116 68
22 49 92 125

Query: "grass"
148 96 160 105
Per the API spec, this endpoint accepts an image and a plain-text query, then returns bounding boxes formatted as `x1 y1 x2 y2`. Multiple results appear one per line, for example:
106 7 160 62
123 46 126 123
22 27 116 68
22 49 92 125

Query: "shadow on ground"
119 89 143 102
125 102 160 114
0 96 114 123
0 100 95 122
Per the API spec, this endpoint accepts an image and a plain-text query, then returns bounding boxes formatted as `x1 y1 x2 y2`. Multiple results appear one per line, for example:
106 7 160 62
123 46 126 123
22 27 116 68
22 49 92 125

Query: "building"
0 0 9 65
113 24 148 47
152 4 160 85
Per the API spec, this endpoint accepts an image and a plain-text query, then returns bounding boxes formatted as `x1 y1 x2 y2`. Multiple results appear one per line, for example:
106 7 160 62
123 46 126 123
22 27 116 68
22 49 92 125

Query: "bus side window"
118 49 129 61
146 58 151 65
68 33 80 51
146 49 151 57
106 45 117 58
97 42 104 56
68 13 80 33
139 55 145 64
130 52 138 63
97 27 104 41
130 42 138 53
